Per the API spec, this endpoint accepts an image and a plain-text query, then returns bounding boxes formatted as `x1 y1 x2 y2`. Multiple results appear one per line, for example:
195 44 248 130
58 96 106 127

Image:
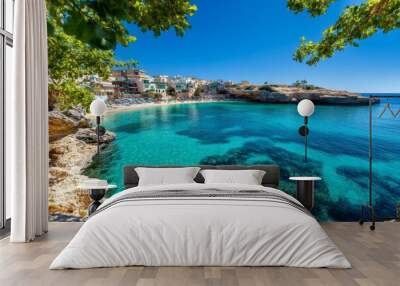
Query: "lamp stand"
304 116 308 162
96 116 101 154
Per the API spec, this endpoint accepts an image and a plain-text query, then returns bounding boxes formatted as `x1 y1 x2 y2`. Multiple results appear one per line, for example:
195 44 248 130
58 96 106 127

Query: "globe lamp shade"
90 99 107 117
297 99 315 117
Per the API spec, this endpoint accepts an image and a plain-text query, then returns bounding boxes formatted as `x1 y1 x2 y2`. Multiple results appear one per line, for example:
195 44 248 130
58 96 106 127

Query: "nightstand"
289 177 321 210
78 184 117 215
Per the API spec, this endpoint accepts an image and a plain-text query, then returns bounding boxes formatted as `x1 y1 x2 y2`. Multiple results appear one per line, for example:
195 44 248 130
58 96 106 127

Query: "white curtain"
9 0 49 242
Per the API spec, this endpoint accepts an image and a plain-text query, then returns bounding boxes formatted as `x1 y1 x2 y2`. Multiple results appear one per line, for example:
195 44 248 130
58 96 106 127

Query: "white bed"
50 183 351 269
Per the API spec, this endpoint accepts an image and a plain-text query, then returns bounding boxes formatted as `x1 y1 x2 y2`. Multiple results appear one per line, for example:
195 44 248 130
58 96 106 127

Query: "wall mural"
47 1 400 222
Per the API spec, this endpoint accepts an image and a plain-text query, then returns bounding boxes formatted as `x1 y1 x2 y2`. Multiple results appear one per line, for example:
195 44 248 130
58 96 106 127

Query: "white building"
87 75 114 99
153 75 169 83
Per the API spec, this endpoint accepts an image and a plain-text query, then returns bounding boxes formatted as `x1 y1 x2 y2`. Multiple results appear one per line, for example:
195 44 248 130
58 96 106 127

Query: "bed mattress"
50 183 351 269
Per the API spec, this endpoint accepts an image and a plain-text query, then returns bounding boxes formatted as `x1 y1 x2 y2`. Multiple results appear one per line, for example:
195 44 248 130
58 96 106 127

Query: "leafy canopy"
114 59 140 71
48 20 115 110
46 0 197 50
287 0 400 65
48 23 114 85
48 28 141 110
167 86 177 96
46 0 197 110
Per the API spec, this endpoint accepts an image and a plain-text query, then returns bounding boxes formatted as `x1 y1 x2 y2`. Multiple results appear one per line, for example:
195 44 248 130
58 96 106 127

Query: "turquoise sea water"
84 97 400 221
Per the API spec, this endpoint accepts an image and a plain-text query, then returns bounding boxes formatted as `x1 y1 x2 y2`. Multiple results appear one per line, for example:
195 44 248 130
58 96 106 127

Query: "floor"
0 222 399 286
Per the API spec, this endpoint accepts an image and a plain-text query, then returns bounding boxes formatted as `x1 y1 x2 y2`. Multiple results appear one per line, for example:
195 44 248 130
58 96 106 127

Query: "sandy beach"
104 99 231 115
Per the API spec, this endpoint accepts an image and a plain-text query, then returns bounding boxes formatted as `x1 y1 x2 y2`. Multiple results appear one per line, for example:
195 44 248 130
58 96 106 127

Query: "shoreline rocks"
48 107 115 220
226 85 380 105
46 90 375 220
49 106 91 142
48 134 97 218
75 128 116 144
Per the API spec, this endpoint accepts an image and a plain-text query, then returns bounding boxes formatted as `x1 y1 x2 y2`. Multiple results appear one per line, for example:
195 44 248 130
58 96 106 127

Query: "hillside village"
88 69 375 106
88 69 223 103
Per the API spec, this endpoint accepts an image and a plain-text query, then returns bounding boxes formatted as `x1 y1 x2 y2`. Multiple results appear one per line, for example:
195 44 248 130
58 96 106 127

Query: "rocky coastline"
47 88 376 221
48 107 115 221
225 84 379 105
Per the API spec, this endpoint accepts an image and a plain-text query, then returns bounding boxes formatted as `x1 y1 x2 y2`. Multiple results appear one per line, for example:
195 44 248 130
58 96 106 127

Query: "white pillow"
200 169 266 185
135 167 201 186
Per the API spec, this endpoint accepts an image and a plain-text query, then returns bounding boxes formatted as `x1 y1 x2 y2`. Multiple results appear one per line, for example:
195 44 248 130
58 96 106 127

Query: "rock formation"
48 106 91 141
48 135 96 219
225 84 379 105
75 128 116 144
48 107 115 220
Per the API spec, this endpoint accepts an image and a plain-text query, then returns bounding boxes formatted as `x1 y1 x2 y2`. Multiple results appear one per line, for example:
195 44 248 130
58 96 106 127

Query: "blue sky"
115 0 400 93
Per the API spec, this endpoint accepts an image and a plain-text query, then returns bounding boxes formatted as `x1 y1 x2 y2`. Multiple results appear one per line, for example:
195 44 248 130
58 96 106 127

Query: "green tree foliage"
48 21 115 110
287 0 400 65
259 84 275 92
46 0 197 50
53 83 94 111
46 0 196 110
292 80 308 87
145 91 163 102
292 80 317 90
167 86 177 96
193 87 201 97
114 59 140 71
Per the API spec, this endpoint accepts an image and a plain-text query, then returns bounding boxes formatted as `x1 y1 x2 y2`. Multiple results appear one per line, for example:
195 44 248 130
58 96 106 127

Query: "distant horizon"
111 67 400 94
115 0 400 94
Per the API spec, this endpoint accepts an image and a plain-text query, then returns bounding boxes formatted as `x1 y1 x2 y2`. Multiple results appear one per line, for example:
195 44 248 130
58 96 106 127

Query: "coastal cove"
84 97 400 221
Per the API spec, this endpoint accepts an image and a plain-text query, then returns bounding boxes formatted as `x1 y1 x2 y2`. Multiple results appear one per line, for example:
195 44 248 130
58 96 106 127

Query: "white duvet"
50 183 351 269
